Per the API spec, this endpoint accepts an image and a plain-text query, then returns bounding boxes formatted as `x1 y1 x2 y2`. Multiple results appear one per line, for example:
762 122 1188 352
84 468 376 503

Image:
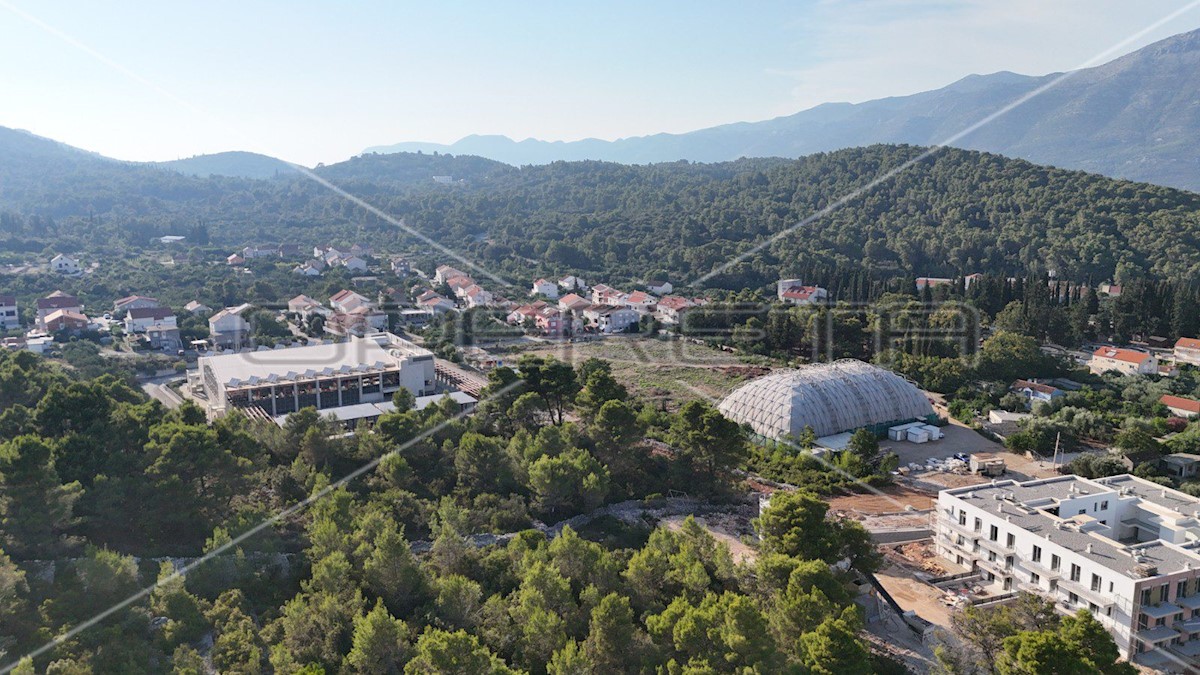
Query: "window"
1032 545 1042 563
989 525 998 541
1142 588 1153 605
1031 573 1041 585
959 511 967 525
1051 554 1061 572
1006 533 1015 548
1070 564 1081 582
1092 503 1098 512
988 551 997 562
1101 500 1108 510
1160 584 1170 603
1068 592 1079 605
1091 574 1101 592
1050 580 1059 592
957 535 965 546
1005 556 1014 570
974 517 982 533
1003 578 1012 591
1178 581 1189 599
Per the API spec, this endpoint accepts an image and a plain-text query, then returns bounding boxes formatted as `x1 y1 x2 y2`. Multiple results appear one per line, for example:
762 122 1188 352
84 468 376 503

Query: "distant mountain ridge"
366 28 1200 191
157 151 300 179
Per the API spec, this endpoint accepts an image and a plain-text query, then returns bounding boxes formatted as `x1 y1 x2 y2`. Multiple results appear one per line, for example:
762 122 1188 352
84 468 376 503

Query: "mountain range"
366 28 1200 192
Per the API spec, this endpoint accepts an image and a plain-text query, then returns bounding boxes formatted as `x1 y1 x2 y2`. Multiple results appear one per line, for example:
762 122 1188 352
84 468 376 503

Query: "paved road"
142 379 185 409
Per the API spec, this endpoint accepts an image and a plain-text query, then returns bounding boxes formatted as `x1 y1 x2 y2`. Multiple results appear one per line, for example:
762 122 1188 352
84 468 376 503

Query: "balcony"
977 537 1009 555
1139 602 1183 620
977 557 1012 578
1057 577 1114 608
1022 558 1061 579
1176 594 1200 611
943 519 980 538
1136 625 1182 645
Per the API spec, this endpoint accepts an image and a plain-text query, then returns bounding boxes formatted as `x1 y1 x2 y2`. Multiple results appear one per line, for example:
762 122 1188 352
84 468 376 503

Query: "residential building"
646 280 673 295
208 304 253 349
1099 283 1124 297
558 294 591 313
1091 347 1159 376
113 295 161 315
329 289 372 314
226 254 245 266
44 309 88 333
585 306 639 333
242 245 278 259
916 277 954 290
624 291 657 313
341 255 368 272
655 296 695 324
1175 338 1200 367
50 254 80 275
435 265 469 285
35 292 82 330
534 306 564 335
779 285 827 306
558 275 586 292
390 258 410 275
184 301 212 315
195 332 436 417
935 474 1200 664
125 307 177 333
144 324 182 351
463 285 493 308
288 295 328 318
292 262 322 276
326 307 389 337
964 273 985 290
419 295 457 314
0 295 17 331
277 243 303 259
507 301 548 326
1159 454 1200 481
590 284 626 306
1011 380 1065 407
1161 395 1200 419
531 278 559 298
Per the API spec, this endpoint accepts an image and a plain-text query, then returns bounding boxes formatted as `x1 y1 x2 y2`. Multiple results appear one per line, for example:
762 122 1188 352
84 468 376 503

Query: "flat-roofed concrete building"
196 332 435 417
936 474 1200 666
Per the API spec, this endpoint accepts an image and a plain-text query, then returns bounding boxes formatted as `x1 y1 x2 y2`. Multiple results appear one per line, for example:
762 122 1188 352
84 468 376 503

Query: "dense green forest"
3 133 1200 289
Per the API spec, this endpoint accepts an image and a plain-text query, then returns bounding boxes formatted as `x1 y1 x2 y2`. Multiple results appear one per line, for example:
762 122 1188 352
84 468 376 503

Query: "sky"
2 0 1199 166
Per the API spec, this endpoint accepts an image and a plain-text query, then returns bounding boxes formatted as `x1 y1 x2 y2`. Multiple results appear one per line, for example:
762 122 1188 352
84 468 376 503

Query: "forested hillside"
3 136 1200 288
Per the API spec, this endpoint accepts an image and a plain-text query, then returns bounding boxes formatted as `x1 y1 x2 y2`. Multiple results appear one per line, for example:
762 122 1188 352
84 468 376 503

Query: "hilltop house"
646 280 673 295
590 284 626 306
1175 337 1200 366
558 293 591 313
558 275 586 292
209 304 253 349
655 296 695 324
1010 379 1064 407
329 289 372 313
44 309 88 333
185 301 212 315
1161 394 1200 419
50 254 80 276
624 291 657 313
113 295 161 315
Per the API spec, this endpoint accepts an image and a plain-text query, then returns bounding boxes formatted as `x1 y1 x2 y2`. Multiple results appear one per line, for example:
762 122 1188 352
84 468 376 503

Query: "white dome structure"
717 360 934 440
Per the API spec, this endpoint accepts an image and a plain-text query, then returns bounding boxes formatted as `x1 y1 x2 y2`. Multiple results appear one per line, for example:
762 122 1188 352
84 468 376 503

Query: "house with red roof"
1161 394 1200 418
1089 346 1158 376
1175 337 1200 367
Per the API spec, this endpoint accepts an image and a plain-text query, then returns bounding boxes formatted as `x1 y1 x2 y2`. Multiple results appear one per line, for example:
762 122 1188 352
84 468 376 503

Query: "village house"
418 295 457 314
390 258 410 275
125 307 177 334
326 307 389 337
558 293 591 313
624 290 657 313
1161 394 1200 419
463 285 493 308
646 280 673 295
329 289 372 314
288 295 329 319
184 300 212 315
531 278 559 298
1010 379 1065 407
1159 453 1200 480
963 273 985 289
242 245 278 259
590 284 626 306
776 278 828 305
226 254 245 266
341 255 369 272
50 254 80 276
584 306 639 333
44 309 88 333
915 277 954 290
1098 283 1123 297
292 262 322 276
1175 337 1200 366
1090 346 1159 376
558 275 586 292
435 265 469 285
277 243 303 259
35 291 82 331
0 295 18 331
208 304 253 349
655 296 695 324
534 306 564 335
144 324 182 351
507 301 547 326
113 295 161 316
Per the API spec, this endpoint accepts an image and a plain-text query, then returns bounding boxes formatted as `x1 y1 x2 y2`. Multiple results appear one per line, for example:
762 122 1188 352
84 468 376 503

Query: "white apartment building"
1090 346 1159 376
936 474 1200 667
0 295 17 331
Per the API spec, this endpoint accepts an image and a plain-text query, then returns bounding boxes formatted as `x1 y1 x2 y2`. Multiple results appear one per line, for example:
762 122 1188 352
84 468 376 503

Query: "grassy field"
498 337 771 411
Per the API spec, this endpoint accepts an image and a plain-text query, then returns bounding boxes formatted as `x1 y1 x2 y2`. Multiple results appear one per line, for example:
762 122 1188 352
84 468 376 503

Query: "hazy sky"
2 0 1199 166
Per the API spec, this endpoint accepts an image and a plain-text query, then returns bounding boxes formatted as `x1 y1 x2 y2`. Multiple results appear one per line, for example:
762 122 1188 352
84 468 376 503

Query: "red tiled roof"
1176 337 1200 351
1161 395 1200 414
1012 379 1059 395
1092 347 1152 364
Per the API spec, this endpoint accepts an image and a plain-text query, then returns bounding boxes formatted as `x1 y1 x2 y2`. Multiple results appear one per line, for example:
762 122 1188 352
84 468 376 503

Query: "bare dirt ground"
662 512 758 564
828 484 935 514
876 562 957 628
